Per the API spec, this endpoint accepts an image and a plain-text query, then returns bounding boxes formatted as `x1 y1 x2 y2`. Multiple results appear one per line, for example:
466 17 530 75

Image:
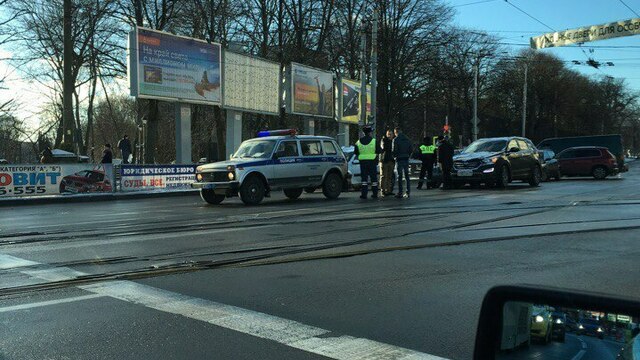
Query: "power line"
502 0 555 32
452 0 499 8
618 0 640 17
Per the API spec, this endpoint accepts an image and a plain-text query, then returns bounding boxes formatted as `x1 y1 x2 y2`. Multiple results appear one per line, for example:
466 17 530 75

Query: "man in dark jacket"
101 143 113 164
437 135 455 190
117 135 132 164
378 129 395 196
417 136 437 190
392 127 413 198
354 125 379 199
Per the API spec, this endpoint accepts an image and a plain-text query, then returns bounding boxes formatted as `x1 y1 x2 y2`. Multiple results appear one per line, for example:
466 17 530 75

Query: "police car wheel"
240 176 265 205
200 189 225 205
284 188 303 199
322 173 342 199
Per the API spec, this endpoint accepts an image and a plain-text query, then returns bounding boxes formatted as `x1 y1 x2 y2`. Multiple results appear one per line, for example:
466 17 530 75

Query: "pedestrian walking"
117 134 132 164
101 143 113 164
354 125 379 199
437 135 454 190
392 127 413 198
40 146 53 164
378 129 395 196
417 136 437 189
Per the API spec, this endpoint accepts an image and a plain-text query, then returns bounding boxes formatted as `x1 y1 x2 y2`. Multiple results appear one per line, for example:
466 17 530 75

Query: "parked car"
451 137 542 188
551 311 567 342
60 169 112 193
577 318 605 339
530 305 554 344
539 149 561 182
555 146 619 179
538 134 626 172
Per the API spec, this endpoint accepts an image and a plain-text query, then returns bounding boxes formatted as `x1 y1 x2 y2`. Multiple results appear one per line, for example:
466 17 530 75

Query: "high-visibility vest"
420 145 436 154
356 139 377 160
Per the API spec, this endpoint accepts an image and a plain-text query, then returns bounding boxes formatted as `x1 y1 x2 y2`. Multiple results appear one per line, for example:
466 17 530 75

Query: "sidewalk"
0 189 199 207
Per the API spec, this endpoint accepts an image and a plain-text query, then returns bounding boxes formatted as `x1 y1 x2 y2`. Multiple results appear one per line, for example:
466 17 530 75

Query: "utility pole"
472 54 479 141
522 63 528 137
360 32 367 127
370 9 378 133
63 0 74 147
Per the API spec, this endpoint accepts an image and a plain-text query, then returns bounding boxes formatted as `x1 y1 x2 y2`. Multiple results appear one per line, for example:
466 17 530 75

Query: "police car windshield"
233 140 276 158
463 139 507 153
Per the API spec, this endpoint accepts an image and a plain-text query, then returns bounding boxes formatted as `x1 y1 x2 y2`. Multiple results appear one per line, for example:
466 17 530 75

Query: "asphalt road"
498 333 624 360
1 164 640 360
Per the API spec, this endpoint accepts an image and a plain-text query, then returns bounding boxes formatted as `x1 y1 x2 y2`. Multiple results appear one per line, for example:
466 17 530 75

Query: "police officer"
354 125 379 199
417 136 437 190
437 135 455 190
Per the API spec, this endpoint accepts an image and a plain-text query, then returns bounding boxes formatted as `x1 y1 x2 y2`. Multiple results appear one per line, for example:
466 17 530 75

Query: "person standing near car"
101 143 113 164
437 135 454 190
417 136 437 190
378 129 395 196
354 125 379 199
392 127 413 198
117 134 132 164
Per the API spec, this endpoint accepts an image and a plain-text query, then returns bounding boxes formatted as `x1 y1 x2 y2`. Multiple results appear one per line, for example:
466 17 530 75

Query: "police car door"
272 140 306 188
299 139 326 186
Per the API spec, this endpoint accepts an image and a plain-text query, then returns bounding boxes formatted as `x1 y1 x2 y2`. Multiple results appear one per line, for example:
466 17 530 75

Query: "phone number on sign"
0 186 47 196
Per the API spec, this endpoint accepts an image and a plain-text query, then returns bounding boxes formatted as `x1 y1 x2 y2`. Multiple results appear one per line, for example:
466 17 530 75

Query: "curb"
0 190 200 207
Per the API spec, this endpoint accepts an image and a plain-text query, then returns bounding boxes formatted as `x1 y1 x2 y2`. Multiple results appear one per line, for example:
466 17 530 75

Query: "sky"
449 0 640 90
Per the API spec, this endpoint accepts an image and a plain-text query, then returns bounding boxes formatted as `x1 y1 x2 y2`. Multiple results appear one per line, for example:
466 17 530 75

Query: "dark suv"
555 146 619 179
451 137 542 188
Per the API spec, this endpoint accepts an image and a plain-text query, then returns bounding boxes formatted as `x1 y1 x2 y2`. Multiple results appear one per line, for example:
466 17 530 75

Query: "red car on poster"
60 169 112 193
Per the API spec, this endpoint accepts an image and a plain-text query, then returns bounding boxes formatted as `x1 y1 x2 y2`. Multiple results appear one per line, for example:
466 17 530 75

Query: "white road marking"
2 252 449 360
0 294 103 313
571 337 587 360
0 254 39 269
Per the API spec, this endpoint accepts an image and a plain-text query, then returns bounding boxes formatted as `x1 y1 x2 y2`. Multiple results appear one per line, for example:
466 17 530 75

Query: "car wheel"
59 183 66 193
284 188 303 199
322 173 342 199
239 176 266 205
592 166 608 180
200 189 225 205
304 187 316 193
528 166 541 187
540 169 548 182
496 165 510 188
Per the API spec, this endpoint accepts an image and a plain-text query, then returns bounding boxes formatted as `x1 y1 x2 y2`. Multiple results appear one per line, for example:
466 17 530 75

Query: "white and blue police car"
192 129 349 205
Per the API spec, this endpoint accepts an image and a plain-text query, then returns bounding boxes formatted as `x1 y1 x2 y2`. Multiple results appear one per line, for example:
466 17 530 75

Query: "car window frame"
322 140 338 155
516 140 529 151
300 140 324 157
276 140 300 158
558 149 577 159
507 139 520 151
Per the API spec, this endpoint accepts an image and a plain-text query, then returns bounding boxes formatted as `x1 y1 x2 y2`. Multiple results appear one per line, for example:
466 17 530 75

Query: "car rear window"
323 141 338 155
301 141 323 156
575 149 601 158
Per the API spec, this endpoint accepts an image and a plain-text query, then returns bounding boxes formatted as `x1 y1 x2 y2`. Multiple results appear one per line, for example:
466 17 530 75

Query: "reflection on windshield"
463 140 507 153
498 302 639 360
233 140 276 159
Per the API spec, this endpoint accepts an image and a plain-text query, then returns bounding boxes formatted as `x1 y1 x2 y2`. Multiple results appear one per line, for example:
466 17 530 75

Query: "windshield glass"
233 140 276 159
463 139 507 154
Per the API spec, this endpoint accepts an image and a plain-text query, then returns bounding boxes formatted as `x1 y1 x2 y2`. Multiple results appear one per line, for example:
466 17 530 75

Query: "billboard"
129 27 222 104
531 18 640 49
223 51 280 115
339 79 371 124
120 165 195 192
291 63 334 118
0 164 115 197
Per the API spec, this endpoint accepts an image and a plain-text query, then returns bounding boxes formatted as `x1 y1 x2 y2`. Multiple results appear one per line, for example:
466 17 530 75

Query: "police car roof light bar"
257 129 297 137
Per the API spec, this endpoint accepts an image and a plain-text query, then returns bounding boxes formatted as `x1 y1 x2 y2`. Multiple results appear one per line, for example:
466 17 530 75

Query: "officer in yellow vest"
417 136 437 189
354 125 379 199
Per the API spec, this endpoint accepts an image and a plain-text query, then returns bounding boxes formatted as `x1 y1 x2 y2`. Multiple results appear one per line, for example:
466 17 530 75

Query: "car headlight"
597 327 603 332
535 315 544 323
579 324 584 329
556 319 563 324
196 173 203 181
228 172 235 180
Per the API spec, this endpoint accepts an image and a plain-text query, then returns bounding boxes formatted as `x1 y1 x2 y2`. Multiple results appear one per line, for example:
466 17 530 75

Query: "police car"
192 130 349 205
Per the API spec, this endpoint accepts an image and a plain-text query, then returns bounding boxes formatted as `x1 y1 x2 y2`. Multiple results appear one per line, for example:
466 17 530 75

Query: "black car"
551 311 567 342
577 318 605 339
540 149 561 182
451 137 542 188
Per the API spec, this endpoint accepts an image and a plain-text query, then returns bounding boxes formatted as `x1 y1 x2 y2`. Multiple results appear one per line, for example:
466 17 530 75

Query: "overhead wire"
618 0 640 17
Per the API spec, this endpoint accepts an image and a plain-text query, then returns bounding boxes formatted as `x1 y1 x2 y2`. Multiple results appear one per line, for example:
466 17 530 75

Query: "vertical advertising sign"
290 63 334 118
340 79 361 124
223 51 280 115
130 27 222 104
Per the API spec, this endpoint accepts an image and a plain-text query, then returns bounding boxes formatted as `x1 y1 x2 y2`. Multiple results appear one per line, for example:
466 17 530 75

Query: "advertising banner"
531 18 640 49
130 27 222 104
223 51 280 115
291 63 334 118
340 79 361 124
0 164 115 197
120 165 195 192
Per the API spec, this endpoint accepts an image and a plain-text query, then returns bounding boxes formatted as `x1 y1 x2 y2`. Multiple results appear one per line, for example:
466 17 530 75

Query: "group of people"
354 125 454 199
39 134 132 165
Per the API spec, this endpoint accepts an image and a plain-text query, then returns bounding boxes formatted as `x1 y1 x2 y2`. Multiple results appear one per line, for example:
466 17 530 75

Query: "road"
1 165 640 359
498 334 624 360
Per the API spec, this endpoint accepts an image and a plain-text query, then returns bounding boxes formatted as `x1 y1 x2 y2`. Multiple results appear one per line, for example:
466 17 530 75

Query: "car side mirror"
474 285 640 360
508 147 520 153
